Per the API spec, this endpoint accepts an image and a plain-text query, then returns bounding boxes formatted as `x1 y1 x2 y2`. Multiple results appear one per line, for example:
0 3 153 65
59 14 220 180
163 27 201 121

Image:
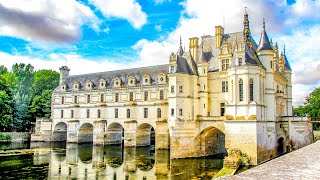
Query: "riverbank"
0 132 30 142
218 141 320 179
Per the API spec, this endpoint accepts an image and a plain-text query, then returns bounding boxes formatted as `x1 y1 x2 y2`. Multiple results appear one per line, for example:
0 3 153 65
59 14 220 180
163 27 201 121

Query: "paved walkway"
219 141 320 180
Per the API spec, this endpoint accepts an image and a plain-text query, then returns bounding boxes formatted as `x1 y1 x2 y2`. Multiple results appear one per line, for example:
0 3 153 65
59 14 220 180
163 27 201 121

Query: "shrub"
0 133 12 141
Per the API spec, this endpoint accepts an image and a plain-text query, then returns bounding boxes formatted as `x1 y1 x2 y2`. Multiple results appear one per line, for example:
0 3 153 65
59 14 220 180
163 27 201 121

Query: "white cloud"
154 0 171 5
103 26 110 34
89 0 147 29
0 0 100 43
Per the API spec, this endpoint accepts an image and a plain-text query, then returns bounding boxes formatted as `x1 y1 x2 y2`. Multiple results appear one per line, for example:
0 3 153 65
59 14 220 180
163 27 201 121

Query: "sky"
0 0 319 106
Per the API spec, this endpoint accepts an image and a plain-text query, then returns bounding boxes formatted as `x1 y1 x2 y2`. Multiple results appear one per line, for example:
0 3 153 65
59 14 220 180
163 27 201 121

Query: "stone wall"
0 132 30 142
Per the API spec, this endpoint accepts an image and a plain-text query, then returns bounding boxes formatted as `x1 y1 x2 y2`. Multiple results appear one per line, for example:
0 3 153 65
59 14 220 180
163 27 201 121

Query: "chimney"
189 37 199 61
59 66 70 84
215 26 224 48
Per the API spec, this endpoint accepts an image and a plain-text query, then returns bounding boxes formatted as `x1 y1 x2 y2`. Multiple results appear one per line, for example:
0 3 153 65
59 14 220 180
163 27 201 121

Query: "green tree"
304 88 320 118
29 90 53 119
0 91 13 130
293 106 306 116
11 63 34 131
0 66 7 75
32 70 59 96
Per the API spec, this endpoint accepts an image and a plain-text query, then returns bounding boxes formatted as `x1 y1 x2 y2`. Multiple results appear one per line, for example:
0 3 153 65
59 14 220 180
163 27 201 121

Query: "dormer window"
60 83 67 91
128 76 136 86
114 77 121 88
86 80 93 90
73 82 80 91
170 66 175 73
99 79 106 89
157 73 166 84
238 58 243 66
142 74 151 86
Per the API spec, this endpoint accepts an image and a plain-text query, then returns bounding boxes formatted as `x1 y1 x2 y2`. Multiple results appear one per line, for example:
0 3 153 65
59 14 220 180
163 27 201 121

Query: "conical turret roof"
257 19 273 51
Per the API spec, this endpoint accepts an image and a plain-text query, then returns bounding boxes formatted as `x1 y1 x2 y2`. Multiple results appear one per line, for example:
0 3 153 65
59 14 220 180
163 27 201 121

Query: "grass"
213 167 235 178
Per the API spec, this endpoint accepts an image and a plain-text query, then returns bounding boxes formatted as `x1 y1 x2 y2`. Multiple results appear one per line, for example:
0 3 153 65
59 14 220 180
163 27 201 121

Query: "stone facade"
32 10 313 165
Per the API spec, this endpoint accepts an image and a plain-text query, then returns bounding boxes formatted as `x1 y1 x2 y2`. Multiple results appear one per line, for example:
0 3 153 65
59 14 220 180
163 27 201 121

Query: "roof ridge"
69 64 169 77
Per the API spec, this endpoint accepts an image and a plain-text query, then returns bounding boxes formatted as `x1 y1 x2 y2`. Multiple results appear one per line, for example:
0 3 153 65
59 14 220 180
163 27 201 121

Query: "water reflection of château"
30 142 223 179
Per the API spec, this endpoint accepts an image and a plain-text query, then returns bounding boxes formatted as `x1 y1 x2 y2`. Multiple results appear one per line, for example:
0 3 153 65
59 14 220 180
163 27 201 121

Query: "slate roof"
257 30 273 51
56 64 168 92
284 54 292 70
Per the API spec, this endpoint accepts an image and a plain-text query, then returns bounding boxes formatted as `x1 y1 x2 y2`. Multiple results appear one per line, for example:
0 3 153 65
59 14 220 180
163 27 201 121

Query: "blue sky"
0 0 319 106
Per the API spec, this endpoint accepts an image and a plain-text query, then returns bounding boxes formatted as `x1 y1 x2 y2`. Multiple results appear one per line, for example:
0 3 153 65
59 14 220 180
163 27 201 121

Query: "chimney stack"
215 26 224 48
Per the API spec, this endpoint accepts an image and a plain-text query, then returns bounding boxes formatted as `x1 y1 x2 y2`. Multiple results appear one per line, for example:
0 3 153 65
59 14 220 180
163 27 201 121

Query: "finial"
284 45 286 54
263 17 266 30
270 38 273 44
180 35 182 45
245 6 247 14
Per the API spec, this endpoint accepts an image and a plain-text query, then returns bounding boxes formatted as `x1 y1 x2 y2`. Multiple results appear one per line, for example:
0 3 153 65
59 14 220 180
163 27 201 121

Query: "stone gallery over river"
32 10 312 166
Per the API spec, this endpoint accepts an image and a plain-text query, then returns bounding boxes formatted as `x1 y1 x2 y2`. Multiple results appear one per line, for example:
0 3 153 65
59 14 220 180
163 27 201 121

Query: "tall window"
238 58 243 66
171 108 174 116
127 109 130 118
179 109 183 116
157 108 161 118
249 79 254 102
87 109 90 118
97 109 101 118
115 93 119 102
74 96 77 103
239 79 243 101
61 97 64 104
129 92 133 101
61 110 64 118
171 86 175 93
179 86 183 93
171 66 175 73
160 90 164 100
222 81 228 92
220 103 225 116
270 61 273 68
221 59 229 71
115 109 118 118
71 110 74 118
87 95 90 103
100 94 104 102
144 91 148 101
144 108 148 118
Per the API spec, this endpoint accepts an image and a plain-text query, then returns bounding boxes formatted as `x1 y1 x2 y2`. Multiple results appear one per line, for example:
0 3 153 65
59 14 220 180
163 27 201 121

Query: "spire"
283 45 291 70
177 35 184 56
257 18 273 51
243 7 251 44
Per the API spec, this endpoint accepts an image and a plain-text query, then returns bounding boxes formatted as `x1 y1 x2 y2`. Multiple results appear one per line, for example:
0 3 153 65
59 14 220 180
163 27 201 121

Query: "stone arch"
195 126 227 157
277 137 285 156
136 123 155 147
106 122 124 145
105 145 123 168
78 123 94 143
136 147 155 171
52 122 67 141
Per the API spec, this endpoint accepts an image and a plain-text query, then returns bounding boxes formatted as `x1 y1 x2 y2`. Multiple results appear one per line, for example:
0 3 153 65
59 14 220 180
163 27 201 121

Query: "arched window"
87 109 90 118
157 108 161 118
115 93 119 102
239 79 243 101
249 79 254 102
100 94 104 102
127 109 131 118
71 110 74 118
97 109 101 118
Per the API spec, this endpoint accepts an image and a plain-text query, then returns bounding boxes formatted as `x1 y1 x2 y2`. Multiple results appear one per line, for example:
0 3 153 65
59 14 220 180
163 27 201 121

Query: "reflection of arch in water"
78 123 94 143
136 147 155 171
195 127 227 156
52 122 67 141
105 145 123 168
106 122 124 145
277 137 285 156
52 150 67 162
136 123 155 147
78 143 93 164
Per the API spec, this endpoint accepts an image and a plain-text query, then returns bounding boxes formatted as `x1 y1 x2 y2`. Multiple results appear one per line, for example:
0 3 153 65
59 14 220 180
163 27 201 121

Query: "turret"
257 18 274 71
59 66 70 84
177 36 184 56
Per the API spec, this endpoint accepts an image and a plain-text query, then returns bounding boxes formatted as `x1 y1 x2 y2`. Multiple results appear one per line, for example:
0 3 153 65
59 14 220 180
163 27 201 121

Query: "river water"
0 142 225 179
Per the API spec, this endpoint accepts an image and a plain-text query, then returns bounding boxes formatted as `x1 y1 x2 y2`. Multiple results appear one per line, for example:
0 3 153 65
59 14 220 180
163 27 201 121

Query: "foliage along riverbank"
0 63 59 132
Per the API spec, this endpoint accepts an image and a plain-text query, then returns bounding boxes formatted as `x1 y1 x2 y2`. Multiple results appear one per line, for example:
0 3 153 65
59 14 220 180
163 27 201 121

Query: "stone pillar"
124 120 137 147
123 148 137 173
66 143 79 164
155 120 170 149
93 120 106 145
67 120 79 143
92 145 105 168
155 150 170 177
